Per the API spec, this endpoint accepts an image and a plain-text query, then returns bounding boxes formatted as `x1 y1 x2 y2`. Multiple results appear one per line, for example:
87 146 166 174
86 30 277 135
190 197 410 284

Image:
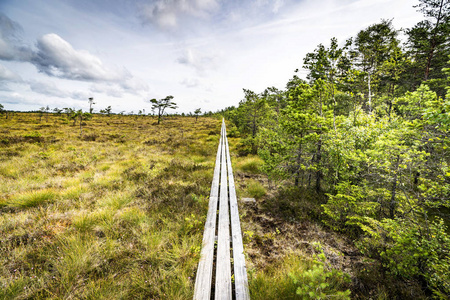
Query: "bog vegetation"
0 114 222 299
1 0 449 299
222 0 450 298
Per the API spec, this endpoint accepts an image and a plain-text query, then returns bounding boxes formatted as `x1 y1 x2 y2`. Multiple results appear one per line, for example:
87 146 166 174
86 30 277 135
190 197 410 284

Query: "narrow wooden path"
194 120 250 300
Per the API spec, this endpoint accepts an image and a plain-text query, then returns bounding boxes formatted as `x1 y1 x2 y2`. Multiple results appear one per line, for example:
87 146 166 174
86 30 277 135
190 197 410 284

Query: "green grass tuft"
236 156 264 174
0 115 222 298
6 189 56 208
246 180 267 199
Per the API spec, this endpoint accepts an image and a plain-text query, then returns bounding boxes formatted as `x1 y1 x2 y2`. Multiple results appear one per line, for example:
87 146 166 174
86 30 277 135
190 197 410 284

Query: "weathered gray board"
193 128 222 300
224 127 250 300
193 120 250 300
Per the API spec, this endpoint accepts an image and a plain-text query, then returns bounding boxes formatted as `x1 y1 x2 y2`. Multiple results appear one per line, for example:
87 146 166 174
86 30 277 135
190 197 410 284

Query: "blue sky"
0 0 423 114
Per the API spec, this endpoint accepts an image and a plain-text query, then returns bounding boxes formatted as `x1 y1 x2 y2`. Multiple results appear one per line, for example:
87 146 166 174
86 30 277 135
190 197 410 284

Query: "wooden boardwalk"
194 120 250 300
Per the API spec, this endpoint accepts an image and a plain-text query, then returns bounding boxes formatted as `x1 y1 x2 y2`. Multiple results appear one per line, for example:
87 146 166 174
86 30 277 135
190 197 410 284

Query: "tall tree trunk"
424 0 444 80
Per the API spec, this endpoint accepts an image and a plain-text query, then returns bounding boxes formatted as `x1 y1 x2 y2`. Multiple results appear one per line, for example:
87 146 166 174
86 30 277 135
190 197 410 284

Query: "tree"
194 108 201 122
377 46 408 119
353 20 401 112
63 108 75 121
406 0 450 95
303 37 352 130
71 109 92 135
39 107 45 123
261 87 286 119
150 96 177 125
100 106 112 116
45 105 50 122
0 104 8 119
88 97 95 113
415 0 449 80
69 109 78 126
53 107 63 115
232 89 273 154
226 11 450 296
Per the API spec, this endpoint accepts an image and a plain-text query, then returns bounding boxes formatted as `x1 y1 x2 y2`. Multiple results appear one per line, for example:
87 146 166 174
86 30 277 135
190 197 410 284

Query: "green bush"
289 242 351 299
378 218 450 297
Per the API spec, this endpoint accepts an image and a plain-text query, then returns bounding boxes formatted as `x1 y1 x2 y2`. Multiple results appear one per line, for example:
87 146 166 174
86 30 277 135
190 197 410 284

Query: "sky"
0 0 424 114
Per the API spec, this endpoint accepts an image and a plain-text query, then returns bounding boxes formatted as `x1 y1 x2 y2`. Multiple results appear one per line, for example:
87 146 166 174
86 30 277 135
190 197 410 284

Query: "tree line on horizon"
0 98 207 124
223 0 449 297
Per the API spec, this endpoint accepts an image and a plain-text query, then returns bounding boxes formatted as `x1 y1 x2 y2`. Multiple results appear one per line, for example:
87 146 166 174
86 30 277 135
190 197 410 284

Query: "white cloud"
180 77 200 88
138 0 219 29
27 79 93 102
0 13 33 61
0 63 21 81
177 48 220 75
32 33 131 82
29 79 67 97
0 36 15 61
1 92 32 105
1 13 134 84
252 0 285 13
90 83 124 98
89 77 149 98
69 90 91 101
120 77 149 94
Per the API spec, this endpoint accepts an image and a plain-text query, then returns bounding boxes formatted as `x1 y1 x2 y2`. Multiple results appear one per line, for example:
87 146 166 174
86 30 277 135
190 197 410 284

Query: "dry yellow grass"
0 113 220 299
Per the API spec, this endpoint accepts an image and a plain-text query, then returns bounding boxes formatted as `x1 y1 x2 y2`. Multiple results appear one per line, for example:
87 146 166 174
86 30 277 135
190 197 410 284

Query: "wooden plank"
193 128 223 300
215 120 232 300
194 120 250 300
224 126 250 300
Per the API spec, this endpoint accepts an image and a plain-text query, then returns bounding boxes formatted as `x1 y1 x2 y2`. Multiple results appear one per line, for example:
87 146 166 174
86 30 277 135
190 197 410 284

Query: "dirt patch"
241 199 363 274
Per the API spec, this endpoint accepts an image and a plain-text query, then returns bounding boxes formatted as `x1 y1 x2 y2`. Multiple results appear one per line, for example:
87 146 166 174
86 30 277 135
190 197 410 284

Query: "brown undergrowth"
232 163 427 299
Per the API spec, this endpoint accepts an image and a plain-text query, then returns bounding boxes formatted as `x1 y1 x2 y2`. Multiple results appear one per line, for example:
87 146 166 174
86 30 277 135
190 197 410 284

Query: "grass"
235 155 264 174
2 189 56 208
0 112 384 299
249 253 351 300
245 180 267 199
0 113 219 299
